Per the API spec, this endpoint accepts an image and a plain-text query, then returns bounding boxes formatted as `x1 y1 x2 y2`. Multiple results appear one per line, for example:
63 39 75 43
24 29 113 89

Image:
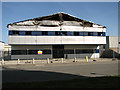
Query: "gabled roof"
7 12 106 28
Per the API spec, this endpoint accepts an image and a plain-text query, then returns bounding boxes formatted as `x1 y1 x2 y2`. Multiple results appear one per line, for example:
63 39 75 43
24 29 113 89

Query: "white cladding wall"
0 42 4 57
8 26 106 32
109 36 119 48
9 36 106 45
11 45 99 50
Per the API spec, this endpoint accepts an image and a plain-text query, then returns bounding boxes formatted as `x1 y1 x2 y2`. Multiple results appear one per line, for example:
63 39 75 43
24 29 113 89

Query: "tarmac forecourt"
2 59 119 88
0 58 118 65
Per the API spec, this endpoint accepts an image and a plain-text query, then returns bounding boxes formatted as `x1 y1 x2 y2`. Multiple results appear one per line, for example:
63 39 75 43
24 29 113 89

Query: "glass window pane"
62 32 67 36
83 32 88 36
48 31 55 36
102 32 106 36
93 32 98 36
74 32 79 36
26 31 32 35
67 32 74 36
9 31 12 35
42 31 48 35
19 31 25 35
79 32 84 36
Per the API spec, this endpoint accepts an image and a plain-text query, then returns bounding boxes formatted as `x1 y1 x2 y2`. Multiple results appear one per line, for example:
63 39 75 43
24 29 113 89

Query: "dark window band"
11 49 99 55
9 31 106 36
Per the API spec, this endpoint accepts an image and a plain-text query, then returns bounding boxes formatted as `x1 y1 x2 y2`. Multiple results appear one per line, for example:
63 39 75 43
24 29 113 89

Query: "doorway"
52 45 64 58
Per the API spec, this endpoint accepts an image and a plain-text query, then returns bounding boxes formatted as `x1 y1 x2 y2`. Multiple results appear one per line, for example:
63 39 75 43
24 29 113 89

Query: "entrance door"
52 45 64 58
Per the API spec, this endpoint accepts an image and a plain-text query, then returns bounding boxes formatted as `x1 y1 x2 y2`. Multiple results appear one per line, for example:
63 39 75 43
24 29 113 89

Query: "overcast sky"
2 2 118 43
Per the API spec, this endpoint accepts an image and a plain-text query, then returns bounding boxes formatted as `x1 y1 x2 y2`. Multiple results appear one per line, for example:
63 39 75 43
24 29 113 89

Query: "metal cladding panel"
64 45 98 49
64 53 99 58
8 26 106 32
11 55 51 60
12 45 52 50
62 26 106 32
9 36 106 45
8 26 60 31
0 42 4 51
109 36 118 48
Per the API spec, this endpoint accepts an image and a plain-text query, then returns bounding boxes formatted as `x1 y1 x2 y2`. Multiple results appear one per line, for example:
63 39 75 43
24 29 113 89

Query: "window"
8 31 105 37
83 32 88 36
96 49 99 53
74 32 79 36
42 50 51 54
11 50 26 55
28 50 38 55
55 31 61 35
9 31 12 35
93 32 98 36
88 32 93 36
67 32 74 36
19 31 25 35
76 49 94 54
48 31 55 36
62 32 67 36
26 31 32 35
102 32 106 36
32 31 42 36
98 32 104 36
11 31 19 35
42 31 48 35
79 32 84 36
76 50 83 54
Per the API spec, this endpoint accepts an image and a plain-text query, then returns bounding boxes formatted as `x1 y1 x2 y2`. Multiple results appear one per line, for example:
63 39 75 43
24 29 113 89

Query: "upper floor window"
93 32 98 36
26 31 32 35
48 31 55 36
9 31 12 35
32 31 42 36
9 30 106 36
98 32 106 36
55 31 61 36
83 32 88 36
42 31 48 35
74 32 79 36
62 32 67 36
19 31 25 35
67 32 74 36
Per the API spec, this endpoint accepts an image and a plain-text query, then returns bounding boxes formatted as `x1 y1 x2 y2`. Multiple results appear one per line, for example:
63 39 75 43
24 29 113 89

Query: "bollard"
73 57 76 62
32 58 35 64
62 58 64 63
2 59 4 65
47 58 50 64
17 59 20 64
86 56 88 62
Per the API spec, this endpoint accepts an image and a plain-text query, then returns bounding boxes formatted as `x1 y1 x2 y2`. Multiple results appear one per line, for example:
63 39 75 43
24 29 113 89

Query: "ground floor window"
11 49 99 55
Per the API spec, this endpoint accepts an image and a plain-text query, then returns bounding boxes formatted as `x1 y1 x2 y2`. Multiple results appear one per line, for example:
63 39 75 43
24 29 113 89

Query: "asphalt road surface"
2 60 119 83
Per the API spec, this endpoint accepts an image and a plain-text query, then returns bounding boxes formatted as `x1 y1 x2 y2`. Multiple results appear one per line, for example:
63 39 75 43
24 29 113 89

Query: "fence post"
17 59 20 64
2 59 4 65
47 58 49 64
32 58 35 64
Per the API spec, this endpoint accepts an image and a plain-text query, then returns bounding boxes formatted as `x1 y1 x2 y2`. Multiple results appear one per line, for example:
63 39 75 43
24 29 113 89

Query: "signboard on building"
38 51 42 55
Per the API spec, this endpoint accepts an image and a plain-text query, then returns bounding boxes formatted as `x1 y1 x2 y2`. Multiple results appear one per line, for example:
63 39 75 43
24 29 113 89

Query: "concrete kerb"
0 58 115 65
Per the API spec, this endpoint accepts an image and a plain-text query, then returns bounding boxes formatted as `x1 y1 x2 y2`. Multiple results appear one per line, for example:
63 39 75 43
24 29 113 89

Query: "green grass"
3 76 120 88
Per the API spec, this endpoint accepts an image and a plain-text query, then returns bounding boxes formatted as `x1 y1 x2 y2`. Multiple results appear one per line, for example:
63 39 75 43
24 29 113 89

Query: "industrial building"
7 12 106 60
101 36 119 58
